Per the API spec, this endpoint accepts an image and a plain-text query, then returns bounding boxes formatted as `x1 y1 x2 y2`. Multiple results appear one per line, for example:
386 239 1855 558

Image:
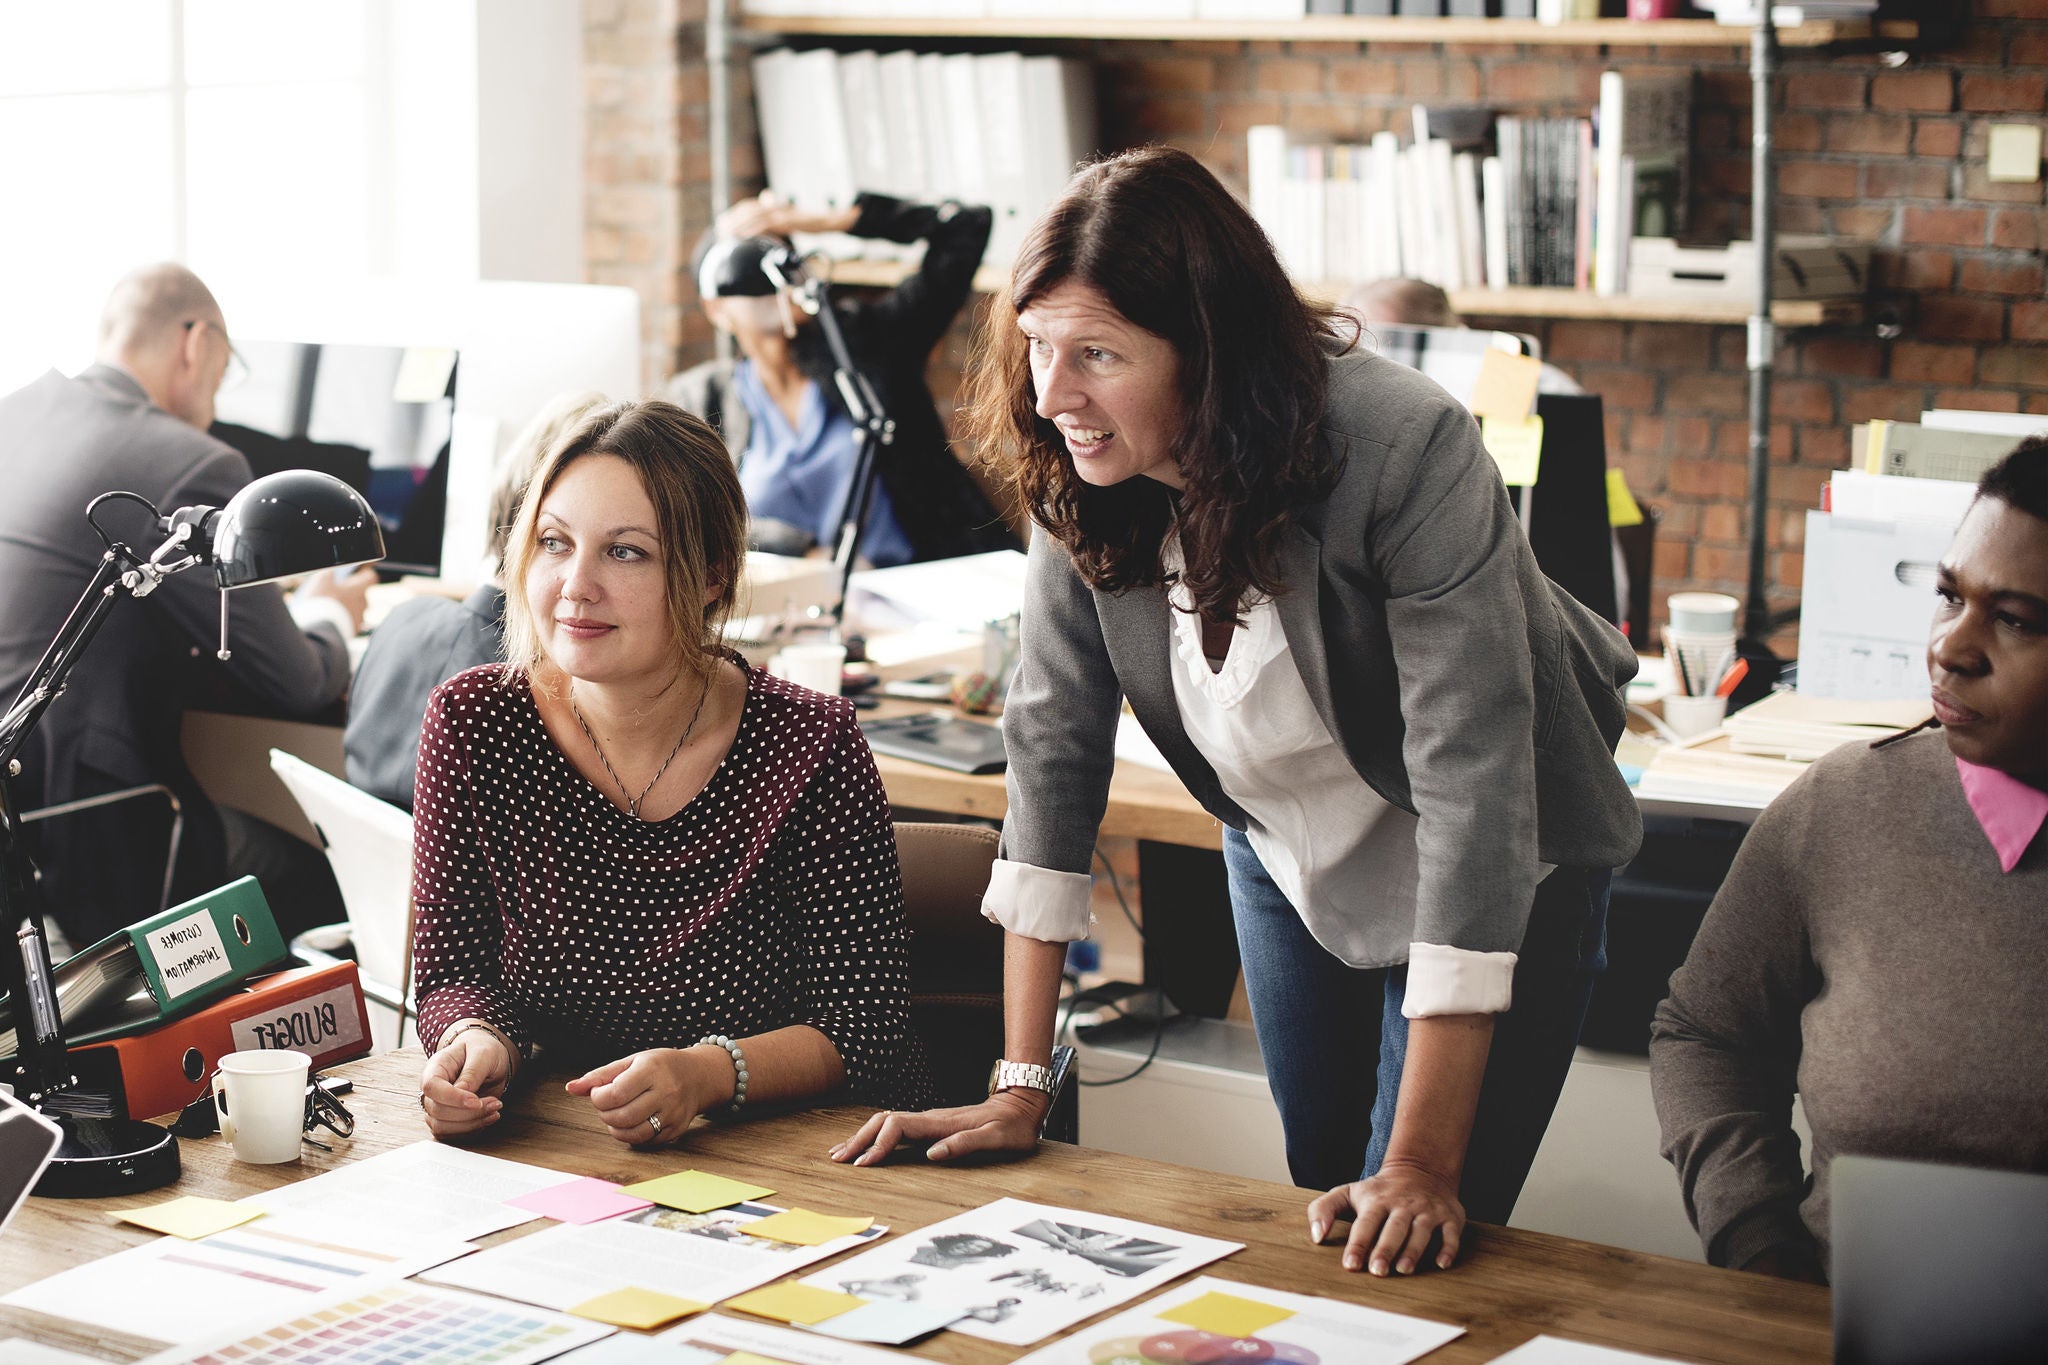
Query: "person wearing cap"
667 191 1019 566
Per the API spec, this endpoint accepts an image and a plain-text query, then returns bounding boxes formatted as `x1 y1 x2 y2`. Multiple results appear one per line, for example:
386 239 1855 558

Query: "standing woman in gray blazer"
835 148 1642 1279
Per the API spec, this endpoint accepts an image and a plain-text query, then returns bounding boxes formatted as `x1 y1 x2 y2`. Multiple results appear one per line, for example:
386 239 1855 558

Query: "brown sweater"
1650 729 2048 1275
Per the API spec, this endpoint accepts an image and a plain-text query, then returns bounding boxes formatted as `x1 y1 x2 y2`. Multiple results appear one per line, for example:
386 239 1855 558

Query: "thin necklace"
569 674 713 819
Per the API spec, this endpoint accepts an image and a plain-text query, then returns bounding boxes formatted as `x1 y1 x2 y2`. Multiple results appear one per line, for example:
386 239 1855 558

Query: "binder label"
145 911 233 999
231 983 368 1057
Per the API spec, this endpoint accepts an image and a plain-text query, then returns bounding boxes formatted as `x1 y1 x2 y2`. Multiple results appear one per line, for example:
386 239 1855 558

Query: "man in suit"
0 263 372 947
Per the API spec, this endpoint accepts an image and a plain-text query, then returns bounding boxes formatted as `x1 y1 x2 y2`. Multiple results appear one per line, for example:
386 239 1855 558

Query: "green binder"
1 876 288 1056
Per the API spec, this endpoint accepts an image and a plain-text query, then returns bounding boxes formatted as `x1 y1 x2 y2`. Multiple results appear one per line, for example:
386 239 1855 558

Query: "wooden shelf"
1448 286 1865 327
816 259 1863 328
740 14 1898 50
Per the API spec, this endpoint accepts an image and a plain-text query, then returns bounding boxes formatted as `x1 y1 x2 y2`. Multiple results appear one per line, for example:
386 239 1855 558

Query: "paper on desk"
655 1313 913 1364
799 1197 1242 1347
724 1282 865 1326
421 1199 886 1313
803 1296 970 1346
846 549 1027 633
510 1176 653 1225
624 1168 775 1214
0 1342 105 1365
568 1286 711 1329
742 1208 873 1246
117 1195 265 1240
241 1139 563 1241
1486 1334 1691 1364
0 1209 475 1346
1009 1274 1463 1364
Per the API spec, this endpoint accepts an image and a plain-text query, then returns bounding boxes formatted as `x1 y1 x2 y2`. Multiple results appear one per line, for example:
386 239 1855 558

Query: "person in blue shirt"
667 191 1018 566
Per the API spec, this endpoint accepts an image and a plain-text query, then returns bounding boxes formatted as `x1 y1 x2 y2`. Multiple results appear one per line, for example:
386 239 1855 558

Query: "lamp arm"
804 279 896 623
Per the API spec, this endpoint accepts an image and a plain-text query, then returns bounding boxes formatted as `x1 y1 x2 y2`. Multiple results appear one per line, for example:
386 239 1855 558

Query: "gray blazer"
1000 347 1643 963
344 584 505 810
0 365 351 937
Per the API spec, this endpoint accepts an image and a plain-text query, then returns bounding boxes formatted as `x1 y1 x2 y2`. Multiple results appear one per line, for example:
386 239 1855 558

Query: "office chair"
267 749 416 1050
893 821 1076 1143
18 784 184 924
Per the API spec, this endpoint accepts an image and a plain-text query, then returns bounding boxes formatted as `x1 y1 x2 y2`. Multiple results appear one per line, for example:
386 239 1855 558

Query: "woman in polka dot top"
414 399 930 1146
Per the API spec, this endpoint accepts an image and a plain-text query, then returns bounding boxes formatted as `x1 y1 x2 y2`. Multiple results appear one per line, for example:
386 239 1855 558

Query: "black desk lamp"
757 243 895 626
1 470 383 1197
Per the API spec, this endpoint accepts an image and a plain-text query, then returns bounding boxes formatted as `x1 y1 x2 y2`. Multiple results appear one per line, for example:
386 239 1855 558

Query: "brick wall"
599 9 2046 632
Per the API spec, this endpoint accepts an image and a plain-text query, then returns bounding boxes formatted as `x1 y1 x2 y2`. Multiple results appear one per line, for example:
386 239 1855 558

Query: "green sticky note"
1607 467 1645 528
568 1287 709 1329
739 1208 873 1246
117 1196 266 1240
1482 414 1544 487
621 1169 774 1214
1158 1290 1297 1338
724 1281 865 1326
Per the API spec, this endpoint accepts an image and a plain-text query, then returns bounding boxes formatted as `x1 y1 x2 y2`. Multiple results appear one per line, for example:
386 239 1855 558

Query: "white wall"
475 0 585 284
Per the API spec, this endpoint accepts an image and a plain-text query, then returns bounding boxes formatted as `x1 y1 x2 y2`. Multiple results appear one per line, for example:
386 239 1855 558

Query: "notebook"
0 1089 63 1232
860 712 1007 775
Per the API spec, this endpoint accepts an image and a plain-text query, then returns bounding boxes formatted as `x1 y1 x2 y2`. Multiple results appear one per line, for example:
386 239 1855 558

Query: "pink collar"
1956 757 2048 874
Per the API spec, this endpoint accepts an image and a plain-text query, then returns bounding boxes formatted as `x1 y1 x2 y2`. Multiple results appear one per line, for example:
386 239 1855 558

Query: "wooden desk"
862 699 1221 852
1 1051 1829 1363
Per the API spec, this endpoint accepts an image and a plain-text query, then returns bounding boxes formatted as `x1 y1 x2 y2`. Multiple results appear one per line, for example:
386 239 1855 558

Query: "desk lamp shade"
211 470 384 588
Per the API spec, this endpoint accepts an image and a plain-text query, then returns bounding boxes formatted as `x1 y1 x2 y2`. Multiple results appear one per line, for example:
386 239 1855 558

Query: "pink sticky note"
507 1177 653 1225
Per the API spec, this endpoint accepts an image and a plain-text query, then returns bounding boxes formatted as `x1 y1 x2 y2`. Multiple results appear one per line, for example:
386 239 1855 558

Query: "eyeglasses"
185 318 251 393
302 1073 355 1151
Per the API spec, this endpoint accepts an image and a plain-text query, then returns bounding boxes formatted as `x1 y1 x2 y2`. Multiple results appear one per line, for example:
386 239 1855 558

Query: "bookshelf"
736 14 1918 50
815 260 1865 330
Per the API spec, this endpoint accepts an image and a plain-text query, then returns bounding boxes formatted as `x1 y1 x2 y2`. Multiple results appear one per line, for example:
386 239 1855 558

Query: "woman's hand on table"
418 1025 514 1138
830 1090 1048 1166
567 1046 730 1147
1307 1159 1467 1276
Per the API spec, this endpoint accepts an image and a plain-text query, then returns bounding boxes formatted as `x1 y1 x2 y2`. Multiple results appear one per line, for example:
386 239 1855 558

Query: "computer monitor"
1364 322 1542 411
213 341 459 577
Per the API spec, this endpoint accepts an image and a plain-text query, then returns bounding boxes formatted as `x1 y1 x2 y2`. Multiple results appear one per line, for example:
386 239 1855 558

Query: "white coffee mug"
1663 693 1729 740
773 641 845 697
212 1049 310 1164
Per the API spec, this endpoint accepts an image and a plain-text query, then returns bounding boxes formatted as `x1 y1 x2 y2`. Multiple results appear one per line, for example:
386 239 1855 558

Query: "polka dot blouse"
410 662 932 1110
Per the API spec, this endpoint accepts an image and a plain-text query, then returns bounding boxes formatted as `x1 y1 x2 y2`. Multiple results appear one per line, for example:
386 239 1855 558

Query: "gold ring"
647 1113 663 1136
418 1092 429 1112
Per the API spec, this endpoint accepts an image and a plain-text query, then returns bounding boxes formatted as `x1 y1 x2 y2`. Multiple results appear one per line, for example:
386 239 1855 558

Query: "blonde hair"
500 400 746 691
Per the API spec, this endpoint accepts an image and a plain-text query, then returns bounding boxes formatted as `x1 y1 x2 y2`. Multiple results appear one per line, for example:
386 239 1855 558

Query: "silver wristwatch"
987 1059 1057 1098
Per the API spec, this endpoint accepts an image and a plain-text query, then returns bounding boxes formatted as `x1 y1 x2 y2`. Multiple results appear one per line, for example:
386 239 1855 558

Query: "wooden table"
0 1051 1829 1363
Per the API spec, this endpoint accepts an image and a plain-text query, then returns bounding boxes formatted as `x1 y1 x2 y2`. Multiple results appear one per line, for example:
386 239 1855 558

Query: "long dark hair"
965 146 1355 623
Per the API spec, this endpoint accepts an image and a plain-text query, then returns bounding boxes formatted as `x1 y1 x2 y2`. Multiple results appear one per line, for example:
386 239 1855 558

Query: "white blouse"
984 544 1532 1018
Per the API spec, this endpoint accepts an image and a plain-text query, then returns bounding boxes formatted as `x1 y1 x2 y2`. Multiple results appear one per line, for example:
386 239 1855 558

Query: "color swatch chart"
171 1281 612 1365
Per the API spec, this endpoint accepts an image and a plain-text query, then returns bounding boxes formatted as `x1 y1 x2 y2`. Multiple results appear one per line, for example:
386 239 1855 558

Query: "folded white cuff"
982 858 1094 943
1402 942 1517 1018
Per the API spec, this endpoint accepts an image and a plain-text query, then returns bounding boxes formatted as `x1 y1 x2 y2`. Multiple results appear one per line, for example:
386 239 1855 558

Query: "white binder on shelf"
834 51 898 262
1021 56 1098 249
939 54 994 259
875 50 930 204
974 52 1034 269
781 48 860 261
914 54 957 211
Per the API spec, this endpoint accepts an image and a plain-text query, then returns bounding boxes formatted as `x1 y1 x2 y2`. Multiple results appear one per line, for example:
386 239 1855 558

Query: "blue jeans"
1223 827 1610 1224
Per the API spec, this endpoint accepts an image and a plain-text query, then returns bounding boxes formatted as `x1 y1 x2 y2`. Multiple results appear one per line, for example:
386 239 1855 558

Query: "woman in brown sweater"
1651 439 2048 1282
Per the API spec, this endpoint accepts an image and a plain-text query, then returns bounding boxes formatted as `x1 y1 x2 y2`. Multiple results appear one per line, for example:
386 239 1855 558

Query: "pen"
1665 633 1695 697
1714 657 1749 699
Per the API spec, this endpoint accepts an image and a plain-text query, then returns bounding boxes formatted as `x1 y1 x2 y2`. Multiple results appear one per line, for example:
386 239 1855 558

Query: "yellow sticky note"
117 1196 266 1240
1468 348 1543 421
568 1287 709 1329
1482 414 1544 487
723 1281 865 1326
721 1355 788 1365
1158 1290 1297 1338
739 1208 873 1246
1987 123 2043 184
1607 467 1645 528
622 1170 774 1214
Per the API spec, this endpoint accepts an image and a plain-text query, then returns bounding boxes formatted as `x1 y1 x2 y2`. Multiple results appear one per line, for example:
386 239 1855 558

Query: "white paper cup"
1663 629 1738 700
1663 693 1729 740
1667 592 1740 635
772 642 845 696
212 1049 310 1164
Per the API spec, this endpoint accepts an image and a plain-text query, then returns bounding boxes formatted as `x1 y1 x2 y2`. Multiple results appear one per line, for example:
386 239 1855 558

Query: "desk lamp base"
33 1115 180 1198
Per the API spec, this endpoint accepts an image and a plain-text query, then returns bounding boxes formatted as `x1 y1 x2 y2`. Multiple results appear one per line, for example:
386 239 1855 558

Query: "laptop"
1832 1154 2048 1365
0 1089 63 1232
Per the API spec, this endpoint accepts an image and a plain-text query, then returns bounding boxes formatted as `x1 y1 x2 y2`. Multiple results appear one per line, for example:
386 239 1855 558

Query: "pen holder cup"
212 1049 311 1164
1662 693 1729 740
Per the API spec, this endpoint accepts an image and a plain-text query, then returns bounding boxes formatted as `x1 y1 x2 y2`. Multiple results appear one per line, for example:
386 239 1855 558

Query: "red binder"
68 962 372 1121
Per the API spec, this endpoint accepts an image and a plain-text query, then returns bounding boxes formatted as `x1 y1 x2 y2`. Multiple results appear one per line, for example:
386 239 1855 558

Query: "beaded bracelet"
696 1034 749 1115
